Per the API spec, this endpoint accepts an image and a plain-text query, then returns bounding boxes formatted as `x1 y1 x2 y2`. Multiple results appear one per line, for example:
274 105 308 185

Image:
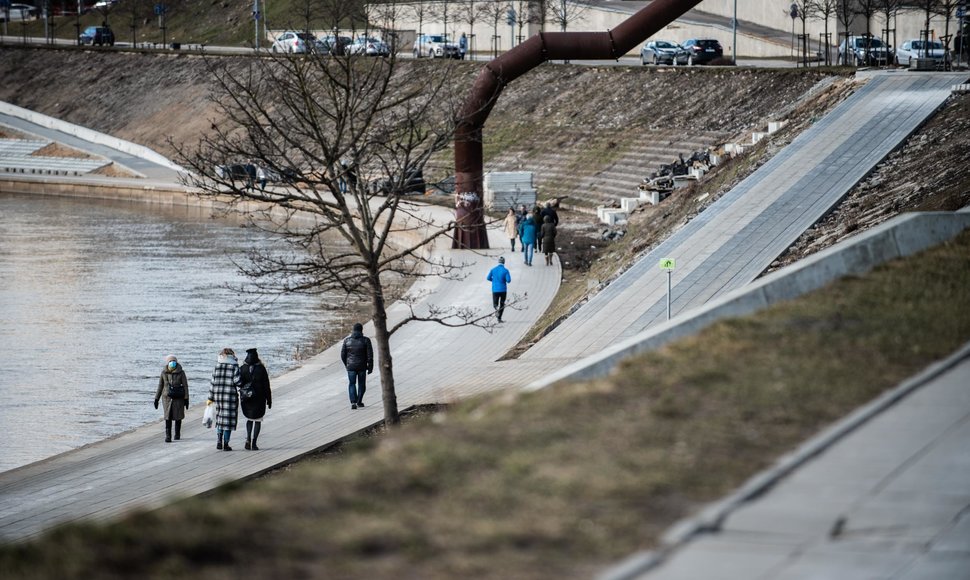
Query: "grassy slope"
2 229 968 579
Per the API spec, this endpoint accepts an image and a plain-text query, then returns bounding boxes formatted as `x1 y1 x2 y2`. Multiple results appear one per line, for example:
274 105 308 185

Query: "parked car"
79 25 115 46
271 31 319 54
368 165 426 195
318 34 352 55
348 36 390 57
895 39 946 67
412 34 460 59
640 40 688 66
838 35 892 66
681 38 723 65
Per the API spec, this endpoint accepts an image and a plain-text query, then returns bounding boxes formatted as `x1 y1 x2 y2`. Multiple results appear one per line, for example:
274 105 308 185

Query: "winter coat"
518 216 538 245
541 216 557 253
487 263 511 293
540 205 559 226
341 329 374 372
240 352 272 420
503 212 518 239
156 363 189 421
208 354 240 431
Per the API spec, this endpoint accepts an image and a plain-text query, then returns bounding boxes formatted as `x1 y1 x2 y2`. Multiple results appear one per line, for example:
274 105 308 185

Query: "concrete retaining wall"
526 211 970 391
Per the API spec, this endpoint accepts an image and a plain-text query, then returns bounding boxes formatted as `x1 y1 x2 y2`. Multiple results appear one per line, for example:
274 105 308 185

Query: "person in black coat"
341 322 373 410
240 348 272 450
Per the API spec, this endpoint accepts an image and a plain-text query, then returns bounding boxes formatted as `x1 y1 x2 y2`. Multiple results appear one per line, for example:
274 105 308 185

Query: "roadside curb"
598 340 970 580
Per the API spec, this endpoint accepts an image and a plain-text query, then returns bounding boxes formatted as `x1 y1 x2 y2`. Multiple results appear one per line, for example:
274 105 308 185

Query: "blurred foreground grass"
3 230 969 579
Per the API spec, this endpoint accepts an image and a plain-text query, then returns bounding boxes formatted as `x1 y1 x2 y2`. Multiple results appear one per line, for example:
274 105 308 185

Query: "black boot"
165 420 172 443
174 420 182 441
251 422 261 450
216 433 223 450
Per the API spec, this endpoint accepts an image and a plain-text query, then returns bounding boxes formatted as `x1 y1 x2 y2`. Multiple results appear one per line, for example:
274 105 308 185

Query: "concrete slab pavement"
618 351 970 580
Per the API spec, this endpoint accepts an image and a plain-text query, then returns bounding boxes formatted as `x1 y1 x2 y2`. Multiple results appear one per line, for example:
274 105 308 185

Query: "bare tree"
855 0 881 45
877 0 901 62
511 0 542 46
176 53 499 426
791 1 813 65
408 0 433 42
455 0 486 54
480 0 509 55
547 0 593 32
810 0 839 64
836 0 857 63
429 0 454 40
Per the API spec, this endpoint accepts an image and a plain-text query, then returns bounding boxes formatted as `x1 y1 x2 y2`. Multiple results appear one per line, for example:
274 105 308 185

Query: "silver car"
348 37 390 57
895 39 946 67
412 34 460 59
640 40 688 66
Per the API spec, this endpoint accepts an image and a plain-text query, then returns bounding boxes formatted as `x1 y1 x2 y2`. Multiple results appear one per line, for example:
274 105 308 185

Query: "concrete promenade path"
0 198 561 541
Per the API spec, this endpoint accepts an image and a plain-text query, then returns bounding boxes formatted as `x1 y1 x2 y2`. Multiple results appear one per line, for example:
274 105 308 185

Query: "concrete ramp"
525 72 969 363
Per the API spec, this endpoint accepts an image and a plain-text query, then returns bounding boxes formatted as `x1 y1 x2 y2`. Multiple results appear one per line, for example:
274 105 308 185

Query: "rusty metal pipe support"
451 0 704 249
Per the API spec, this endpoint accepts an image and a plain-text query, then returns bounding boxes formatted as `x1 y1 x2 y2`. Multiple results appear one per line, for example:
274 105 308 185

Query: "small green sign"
660 258 676 270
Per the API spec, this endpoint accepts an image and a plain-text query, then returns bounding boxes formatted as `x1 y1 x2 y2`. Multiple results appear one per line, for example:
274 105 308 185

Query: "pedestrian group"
154 347 272 451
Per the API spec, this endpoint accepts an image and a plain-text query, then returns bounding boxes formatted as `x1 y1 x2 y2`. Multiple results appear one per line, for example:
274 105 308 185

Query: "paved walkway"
1 71 968 560
630 350 970 580
525 72 969 363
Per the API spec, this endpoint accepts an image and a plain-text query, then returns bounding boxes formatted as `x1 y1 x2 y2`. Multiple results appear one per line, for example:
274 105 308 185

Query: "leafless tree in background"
836 0 857 63
810 0 840 64
547 0 593 32
480 0 509 55
855 0 881 46
175 53 497 426
877 0 901 62
455 0 486 54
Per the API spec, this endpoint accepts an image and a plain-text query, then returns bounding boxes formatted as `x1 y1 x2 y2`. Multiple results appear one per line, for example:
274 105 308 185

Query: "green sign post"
660 258 676 320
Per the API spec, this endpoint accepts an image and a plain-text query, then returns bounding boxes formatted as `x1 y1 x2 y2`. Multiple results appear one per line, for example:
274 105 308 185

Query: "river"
0 193 344 472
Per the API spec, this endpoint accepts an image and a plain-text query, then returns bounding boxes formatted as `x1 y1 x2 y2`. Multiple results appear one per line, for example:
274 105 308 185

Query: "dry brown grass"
29 142 93 159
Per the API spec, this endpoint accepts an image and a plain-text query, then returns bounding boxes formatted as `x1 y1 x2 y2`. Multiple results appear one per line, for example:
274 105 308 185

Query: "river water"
0 193 344 473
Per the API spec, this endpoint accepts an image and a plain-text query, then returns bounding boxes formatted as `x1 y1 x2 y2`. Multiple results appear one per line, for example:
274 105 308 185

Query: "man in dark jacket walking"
341 323 373 410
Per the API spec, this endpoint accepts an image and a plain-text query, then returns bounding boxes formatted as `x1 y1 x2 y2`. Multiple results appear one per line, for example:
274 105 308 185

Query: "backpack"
167 377 185 399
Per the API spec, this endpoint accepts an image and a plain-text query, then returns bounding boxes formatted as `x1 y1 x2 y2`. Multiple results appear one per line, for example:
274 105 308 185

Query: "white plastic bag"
203 404 214 429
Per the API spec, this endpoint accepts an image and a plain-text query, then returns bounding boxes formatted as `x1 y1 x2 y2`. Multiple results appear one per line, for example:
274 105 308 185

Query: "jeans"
524 243 534 265
492 291 507 321
217 428 231 444
347 370 367 405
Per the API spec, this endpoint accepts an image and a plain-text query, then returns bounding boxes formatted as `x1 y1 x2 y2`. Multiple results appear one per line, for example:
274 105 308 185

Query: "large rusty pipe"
452 0 705 249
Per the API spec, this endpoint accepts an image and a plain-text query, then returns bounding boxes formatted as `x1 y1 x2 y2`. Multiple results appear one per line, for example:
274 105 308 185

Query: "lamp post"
732 0 737 64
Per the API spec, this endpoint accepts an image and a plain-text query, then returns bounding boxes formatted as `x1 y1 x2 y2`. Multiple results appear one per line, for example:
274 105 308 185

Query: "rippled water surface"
0 194 340 472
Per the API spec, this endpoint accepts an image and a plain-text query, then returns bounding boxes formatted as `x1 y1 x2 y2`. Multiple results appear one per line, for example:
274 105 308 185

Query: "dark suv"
80 26 115 46
682 38 723 65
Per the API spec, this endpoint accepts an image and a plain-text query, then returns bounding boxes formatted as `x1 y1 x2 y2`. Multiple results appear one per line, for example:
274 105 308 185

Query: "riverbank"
3 226 967 579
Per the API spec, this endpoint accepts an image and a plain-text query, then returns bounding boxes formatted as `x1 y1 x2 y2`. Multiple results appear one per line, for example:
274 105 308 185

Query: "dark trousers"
492 291 507 321
347 370 366 404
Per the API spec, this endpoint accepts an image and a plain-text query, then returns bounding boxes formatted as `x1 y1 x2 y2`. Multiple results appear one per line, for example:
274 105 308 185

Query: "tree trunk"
370 280 399 426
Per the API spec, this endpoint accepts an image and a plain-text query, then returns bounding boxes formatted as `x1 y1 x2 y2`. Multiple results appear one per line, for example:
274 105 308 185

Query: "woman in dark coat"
154 354 188 443
208 348 240 451
541 214 558 266
240 347 272 450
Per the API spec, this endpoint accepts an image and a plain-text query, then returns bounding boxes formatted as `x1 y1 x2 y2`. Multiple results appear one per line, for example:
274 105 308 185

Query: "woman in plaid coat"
207 347 241 451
